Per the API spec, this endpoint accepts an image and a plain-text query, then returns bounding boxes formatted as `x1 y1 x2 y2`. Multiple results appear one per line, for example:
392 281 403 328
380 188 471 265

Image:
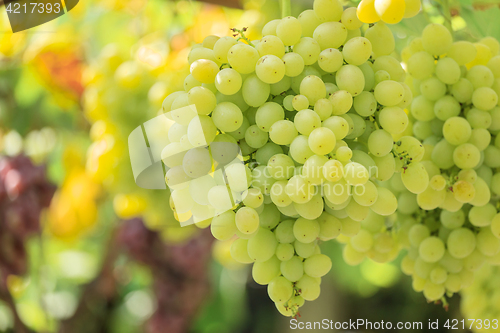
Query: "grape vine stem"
281 0 291 18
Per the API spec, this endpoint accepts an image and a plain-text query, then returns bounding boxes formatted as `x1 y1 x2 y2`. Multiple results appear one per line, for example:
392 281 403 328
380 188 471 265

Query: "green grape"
243 188 264 208
336 146 353 162
313 22 347 50
182 147 212 179
267 154 295 181
230 238 253 263
429 174 446 191
476 228 500 257
472 87 498 111
215 68 242 95
431 139 455 169
322 116 349 139
345 196 370 221
422 23 452 56
463 250 486 272
443 116 473 145
254 102 284 132
274 220 295 244
340 216 361 236
295 192 324 220
190 59 219 83
336 65 365 96
290 135 315 163
447 228 476 259
184 74 201 92
207 185 234 212
248 227 278 262
447 41 477 65
466 65 494 89
212 102 243 132
302 155 328 185
343 162 369 186
252 256 281 285
374 80 405 106
466 108 492 129
351 229 374 252
281 256 305 282
257 35 285 58
407 51 435 80
296 274 321 301
292 94 309 111
353 180 378 206
423 281 445 301
419 236 445 263
365 22 395 57
435 57 461 84
293 217 320 243
453 143 480 169
259 204 281 229
235 207 259 234
451 78 474 103
484 145 500 168
343 243 365 266
370 187 398 216
271 180 292 207
308 128 336 155
213 36 238 63
323 159 343 182
410 95 435 121
188 46 217 64
269 120 298 145
276 243 295 261
209 211 236 241
353 91 377 117
276 16 302 46
313 0 343 21
255 143 283 166
303 254 332 277
300 75 327 105
216 89 249 111
318 48 343 73
270 76 291 95
255 55 286 84
420 77 446 101
242 74 270 107
245 125 268 149
359 62 376 91
317 212 342 240
488 55 500 77
374 70 391 85
372 56 405 82
330 90 353 116
372 154 396 181
314 99 333 120
268 276 294 304
342 37 372 66
251 165 276 195
285 175 314 203
341 7 363 30
298 9 321 38
262 19 280 36
282 52 305 78
434 95 461 121
294 37 321 65
344 114 366 139
452 180 475 203
398 83 413 108
401 162 429 194
283 95 294 111
379 106 408 134
469 203 496 227
491 214 500 239
368 129 393 157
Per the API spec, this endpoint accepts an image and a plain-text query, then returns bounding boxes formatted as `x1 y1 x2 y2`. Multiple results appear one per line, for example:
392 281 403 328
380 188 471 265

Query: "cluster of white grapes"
461 265 500 332
159 0 429 317
395 24 500 302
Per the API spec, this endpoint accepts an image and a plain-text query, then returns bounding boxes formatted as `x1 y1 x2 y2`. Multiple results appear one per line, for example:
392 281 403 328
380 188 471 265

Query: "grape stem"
281 0 291 18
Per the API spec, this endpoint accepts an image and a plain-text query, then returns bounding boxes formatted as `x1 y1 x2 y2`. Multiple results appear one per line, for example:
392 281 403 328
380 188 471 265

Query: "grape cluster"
161 0 423 316
0 154 55 276
396 24 500 302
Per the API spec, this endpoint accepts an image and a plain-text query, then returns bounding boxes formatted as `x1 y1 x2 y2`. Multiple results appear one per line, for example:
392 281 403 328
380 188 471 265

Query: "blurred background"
0 0 498 332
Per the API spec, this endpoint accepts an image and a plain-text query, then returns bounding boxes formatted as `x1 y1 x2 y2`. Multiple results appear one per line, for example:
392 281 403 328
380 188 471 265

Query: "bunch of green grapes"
461 264 500 332
161 0 424 317
396 23 500 302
